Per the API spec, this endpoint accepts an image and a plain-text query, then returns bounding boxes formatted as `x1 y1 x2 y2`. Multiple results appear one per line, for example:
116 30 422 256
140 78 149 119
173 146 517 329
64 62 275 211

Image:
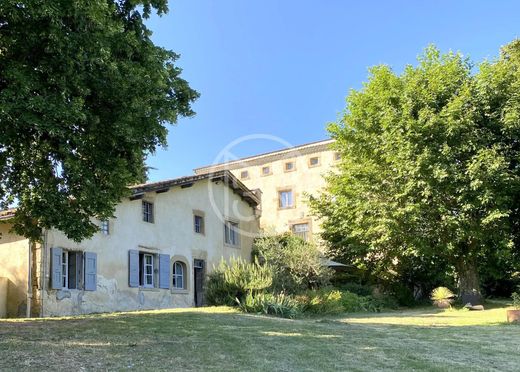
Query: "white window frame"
278 189 293 209
172 261 185 289
61 251 68 289
143 253 154 288
224 220 240 246
100 220 109 235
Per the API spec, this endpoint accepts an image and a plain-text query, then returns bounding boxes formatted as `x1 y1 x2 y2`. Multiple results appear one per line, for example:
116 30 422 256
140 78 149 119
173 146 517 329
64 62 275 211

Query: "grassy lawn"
1 305 519 371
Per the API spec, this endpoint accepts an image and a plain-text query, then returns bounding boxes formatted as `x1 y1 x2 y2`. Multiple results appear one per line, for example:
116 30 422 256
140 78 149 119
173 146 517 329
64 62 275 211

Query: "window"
284 161 295 172
129 251 170 289
51 248 97 291
334 152 341 161
278 190 294 209
194 214 204 234
292 223 310 241
224 220 240 246
100 220 109 235
240 170 249 179
261 166 271 176
140 253 155 288
59 251 84 290
142 201 154 223
309 156 320 167
172 261 186 289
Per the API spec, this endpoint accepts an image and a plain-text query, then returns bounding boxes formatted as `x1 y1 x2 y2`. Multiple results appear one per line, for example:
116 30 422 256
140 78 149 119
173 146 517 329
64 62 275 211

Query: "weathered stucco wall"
231 149 339 239
0 277 7 318
0 223 29 317
41 179 259 316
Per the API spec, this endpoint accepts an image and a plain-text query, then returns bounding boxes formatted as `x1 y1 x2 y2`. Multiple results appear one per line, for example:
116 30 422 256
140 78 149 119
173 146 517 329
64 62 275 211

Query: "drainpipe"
40 229 47 318
26 240 32 318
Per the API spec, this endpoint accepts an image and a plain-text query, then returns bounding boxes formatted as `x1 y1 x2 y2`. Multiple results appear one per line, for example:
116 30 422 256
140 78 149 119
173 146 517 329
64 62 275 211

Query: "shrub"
237 292 302 318
297 289 344 315
205 258 273 306
336 282 373 297
430 286 455 308
253 233 333 293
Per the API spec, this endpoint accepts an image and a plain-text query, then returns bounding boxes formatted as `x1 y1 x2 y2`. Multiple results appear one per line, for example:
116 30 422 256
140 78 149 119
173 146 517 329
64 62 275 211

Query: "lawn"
0 305 519 371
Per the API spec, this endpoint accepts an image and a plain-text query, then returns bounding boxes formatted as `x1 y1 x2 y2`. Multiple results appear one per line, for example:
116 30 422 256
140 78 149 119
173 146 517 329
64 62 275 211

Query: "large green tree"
0 0 198 241
312 42 520 300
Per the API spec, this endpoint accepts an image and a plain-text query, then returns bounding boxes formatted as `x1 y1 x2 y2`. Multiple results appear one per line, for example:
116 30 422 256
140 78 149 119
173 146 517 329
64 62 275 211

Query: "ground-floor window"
139 253 155 288
172 261 186 289
61 251 83 289
51 248 97 291
291 223 310 241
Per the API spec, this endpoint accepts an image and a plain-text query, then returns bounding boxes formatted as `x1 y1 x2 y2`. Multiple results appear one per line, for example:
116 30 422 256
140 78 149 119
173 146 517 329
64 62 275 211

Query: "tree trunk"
456 258 482 305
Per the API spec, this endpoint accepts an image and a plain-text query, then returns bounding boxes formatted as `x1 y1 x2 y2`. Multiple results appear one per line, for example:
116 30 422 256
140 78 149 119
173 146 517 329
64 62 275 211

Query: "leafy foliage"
312 42 520 297
512 290 520 310
297 289 344 315
205 258 273 306
236 292 302 319
0 0 199 241
253 233 333 293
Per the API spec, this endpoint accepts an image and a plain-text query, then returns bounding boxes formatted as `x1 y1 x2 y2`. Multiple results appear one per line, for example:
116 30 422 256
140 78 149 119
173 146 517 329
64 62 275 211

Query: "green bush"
511 290 520 310
205 258 273 306
297 289 344 315
237 292 302 318
253 233 333 293
336 283 373 297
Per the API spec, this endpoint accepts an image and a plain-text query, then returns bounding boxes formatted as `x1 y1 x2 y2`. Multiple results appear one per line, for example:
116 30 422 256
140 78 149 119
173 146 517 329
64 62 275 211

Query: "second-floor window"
240 170 249 179
194 214 204 234
261 166 271 176
100 220 109 235
279 190 293 209
142 201 154 223
224 220 240 246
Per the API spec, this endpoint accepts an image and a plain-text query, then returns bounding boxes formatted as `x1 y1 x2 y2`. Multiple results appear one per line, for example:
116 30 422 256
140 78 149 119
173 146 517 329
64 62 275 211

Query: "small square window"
278 190 294 209
142 201 154 223
284 162 295 172
261 166 271 176
194 214 204 234
240 170 249 179
309 157 320 167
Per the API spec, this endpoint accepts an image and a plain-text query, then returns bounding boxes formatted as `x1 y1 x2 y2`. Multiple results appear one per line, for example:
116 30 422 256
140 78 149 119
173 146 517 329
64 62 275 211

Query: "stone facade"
194 139 339 241
0 171 260 317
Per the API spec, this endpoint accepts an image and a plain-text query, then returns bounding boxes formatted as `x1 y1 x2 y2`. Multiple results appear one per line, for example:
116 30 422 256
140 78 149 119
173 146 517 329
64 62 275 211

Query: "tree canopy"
312 42 520 299
0 0 199 241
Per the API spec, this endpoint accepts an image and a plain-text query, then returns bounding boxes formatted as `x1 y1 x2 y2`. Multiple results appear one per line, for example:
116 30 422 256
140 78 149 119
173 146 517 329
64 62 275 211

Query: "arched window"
172 261 186 289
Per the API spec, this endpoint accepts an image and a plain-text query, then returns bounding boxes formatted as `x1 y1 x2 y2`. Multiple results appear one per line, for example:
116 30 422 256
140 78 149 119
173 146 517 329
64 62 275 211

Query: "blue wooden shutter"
51 247 63 289
159 254 171 289
128 250 139 287
84 252 97 291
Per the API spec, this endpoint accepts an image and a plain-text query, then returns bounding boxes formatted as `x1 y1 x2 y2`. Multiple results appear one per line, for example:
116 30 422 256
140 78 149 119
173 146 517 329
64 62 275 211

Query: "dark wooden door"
194 259 204 307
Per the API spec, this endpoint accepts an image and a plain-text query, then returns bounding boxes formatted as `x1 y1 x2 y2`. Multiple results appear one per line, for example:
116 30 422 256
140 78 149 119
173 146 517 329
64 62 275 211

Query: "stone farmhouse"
0 171 260 318
194 139 339 242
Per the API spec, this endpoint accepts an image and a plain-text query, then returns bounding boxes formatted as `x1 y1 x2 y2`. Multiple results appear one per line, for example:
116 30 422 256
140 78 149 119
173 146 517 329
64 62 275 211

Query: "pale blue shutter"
51 247 63 289
159 254 170 289
84 252 97 291
128 250 139 287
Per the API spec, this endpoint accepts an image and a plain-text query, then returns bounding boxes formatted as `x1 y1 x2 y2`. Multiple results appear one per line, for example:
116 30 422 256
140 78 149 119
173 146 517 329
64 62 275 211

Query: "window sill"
171 289 189 294
278 206 295 210
224 243 241 249
139 287 160 292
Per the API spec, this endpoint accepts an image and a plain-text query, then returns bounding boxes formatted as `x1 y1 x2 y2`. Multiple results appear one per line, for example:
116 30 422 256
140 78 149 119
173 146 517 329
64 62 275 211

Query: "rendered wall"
230 149 339 239
41 179 259 316
0 223 29 318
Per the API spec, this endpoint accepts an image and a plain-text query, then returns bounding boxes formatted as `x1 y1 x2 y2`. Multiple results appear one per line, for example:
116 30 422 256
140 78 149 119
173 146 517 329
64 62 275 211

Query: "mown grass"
0 305 519 371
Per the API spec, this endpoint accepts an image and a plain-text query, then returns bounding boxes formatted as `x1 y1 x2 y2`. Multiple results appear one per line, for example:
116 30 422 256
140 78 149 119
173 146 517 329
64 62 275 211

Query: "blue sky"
145 0 520 181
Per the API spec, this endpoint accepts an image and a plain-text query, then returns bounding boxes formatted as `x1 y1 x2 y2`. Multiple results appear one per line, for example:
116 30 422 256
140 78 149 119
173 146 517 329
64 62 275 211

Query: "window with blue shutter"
128 250 140 287
84 252 97 291
159 254 171 289
51 247 63 290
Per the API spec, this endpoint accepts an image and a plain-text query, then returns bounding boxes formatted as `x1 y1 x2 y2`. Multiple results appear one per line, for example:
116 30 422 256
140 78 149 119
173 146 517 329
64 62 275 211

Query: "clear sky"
144 0 520 181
